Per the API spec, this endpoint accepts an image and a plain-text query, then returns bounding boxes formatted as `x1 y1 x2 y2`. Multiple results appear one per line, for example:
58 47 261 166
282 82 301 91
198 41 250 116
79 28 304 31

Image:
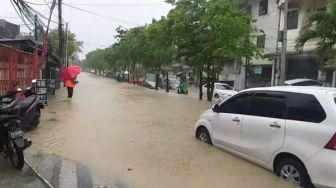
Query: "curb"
24 159 54 188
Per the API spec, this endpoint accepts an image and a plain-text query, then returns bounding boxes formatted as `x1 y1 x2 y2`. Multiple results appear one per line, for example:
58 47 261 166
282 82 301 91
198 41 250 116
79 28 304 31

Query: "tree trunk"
155 72 159 90
199 68 203 100
122 67 125 79
166 71 169 93
206 63 212 102
127 67 130 83
210 80 214 99
132 68 135 85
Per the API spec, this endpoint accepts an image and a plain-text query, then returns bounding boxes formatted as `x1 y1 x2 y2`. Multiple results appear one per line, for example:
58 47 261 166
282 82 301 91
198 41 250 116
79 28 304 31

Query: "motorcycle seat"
0 114 19 123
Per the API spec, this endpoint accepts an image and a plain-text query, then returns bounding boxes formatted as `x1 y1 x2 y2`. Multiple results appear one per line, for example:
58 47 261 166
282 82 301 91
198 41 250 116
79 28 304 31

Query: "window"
220 93 253 115
257 35 265 48
318 7 327 12
259 0 268 16
287 10 299 30
224 85 234 90
286 93 326 123
246 5 252 16
216 84 233 90
252 92 287 119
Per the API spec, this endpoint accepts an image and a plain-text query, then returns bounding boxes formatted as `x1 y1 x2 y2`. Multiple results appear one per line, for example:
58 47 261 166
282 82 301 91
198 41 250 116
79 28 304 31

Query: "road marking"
59 160 77 188
24 159 54 188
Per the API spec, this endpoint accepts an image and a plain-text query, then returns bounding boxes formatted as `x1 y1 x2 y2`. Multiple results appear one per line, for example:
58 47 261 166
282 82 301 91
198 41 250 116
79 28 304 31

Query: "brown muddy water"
27 73 297 188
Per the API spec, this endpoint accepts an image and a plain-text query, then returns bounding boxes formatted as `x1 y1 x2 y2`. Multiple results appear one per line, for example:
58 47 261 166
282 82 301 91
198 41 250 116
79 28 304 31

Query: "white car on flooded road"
195 86 336 188
202 83 237 100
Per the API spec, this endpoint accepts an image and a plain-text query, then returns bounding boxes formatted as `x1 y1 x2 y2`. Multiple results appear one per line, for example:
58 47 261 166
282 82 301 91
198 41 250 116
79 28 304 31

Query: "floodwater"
27 73 296 188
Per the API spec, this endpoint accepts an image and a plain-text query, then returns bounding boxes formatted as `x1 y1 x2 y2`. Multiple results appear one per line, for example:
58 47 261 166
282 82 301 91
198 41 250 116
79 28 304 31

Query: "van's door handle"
232 118 240 123
270 124 281 128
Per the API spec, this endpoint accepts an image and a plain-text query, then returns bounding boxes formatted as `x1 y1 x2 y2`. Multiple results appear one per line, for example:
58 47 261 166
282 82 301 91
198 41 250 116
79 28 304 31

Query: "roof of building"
0 38 36 43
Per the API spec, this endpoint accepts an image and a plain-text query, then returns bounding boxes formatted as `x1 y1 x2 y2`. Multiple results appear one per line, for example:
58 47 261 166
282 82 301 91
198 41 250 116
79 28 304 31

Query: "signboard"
318 69 327 82
254 66 263 75
36 79 48 105
47 79 56 95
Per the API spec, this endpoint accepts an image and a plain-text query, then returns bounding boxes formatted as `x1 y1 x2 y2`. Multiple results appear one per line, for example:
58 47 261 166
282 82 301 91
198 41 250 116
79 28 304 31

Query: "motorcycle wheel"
33 108 41 127
7 139 24 170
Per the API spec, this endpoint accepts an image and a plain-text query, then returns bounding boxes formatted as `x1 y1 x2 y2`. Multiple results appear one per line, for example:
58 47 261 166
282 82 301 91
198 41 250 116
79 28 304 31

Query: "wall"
0 19 20 39
246 0 279 66
279 0 328 52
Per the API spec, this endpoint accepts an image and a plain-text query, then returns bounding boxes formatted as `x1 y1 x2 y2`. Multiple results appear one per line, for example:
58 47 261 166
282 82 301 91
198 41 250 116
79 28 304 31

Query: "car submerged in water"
195 86 336 188
202 83 237 100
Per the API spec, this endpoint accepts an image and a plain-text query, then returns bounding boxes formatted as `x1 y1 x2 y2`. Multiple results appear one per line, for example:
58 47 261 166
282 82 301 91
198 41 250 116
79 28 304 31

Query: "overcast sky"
0 0 173 59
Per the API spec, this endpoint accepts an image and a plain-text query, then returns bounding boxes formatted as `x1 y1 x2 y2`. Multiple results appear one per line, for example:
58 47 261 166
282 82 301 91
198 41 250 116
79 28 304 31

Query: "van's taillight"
325 133 336 150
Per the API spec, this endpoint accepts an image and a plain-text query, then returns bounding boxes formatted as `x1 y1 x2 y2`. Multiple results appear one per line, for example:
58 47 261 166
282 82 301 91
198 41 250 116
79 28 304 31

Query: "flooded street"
27 73 296 188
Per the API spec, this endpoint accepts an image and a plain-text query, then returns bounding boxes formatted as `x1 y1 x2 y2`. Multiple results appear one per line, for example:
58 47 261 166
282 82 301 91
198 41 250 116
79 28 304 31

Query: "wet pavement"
0 156 44 188
10 73 298 188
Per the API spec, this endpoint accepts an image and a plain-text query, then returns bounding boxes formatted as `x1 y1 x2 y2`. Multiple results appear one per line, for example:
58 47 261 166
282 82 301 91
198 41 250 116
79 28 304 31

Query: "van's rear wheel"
275 158 312 187
196 127 212 145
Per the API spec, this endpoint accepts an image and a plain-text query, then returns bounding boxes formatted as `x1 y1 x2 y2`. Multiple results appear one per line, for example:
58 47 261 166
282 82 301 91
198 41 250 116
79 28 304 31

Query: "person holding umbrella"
65 77 77 98
61 66 81 99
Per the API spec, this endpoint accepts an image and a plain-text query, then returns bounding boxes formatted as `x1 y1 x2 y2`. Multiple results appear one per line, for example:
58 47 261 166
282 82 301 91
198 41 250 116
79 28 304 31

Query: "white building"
222 0 332 90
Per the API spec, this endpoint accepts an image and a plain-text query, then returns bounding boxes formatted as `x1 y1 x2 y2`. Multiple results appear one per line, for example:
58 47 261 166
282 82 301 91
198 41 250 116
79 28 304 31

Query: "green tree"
145 18 176 90
167 0 260 101
85 49 108 75
123 27 148 83
296 0 336 64
48 29 83 63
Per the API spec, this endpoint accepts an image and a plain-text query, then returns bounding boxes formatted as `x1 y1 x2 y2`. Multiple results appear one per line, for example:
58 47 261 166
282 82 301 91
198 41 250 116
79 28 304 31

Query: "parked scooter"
0 87 44 130
0 114 31 169
177 82 189 94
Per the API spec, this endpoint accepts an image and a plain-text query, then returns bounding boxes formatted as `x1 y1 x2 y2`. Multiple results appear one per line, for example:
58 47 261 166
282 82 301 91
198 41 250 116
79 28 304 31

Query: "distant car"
129 77 144 85
202 83 237 100
161 78 181 90
195 86 336 188
142 80 156 89
285 79 324 86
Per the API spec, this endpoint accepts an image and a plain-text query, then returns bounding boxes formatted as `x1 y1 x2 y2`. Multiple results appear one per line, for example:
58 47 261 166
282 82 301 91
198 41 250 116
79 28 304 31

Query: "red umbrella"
61 65 81 81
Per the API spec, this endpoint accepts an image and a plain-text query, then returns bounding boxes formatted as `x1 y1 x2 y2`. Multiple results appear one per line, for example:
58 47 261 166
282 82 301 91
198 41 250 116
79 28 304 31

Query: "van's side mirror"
212 104 220 113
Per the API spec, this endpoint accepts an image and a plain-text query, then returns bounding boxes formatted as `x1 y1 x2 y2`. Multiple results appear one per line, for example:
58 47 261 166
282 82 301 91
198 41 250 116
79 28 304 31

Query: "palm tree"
296 0 336 64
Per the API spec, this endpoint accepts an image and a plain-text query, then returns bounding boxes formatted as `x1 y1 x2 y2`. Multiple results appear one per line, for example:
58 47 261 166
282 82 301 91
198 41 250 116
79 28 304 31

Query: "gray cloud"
0 0 172 59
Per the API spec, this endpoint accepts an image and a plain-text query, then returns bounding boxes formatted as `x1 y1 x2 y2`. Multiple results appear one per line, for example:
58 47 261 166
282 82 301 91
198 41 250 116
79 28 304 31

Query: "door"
212 92 254 151
241 92 286 162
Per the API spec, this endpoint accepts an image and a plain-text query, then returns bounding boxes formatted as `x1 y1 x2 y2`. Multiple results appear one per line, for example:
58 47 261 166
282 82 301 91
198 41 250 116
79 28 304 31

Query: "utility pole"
279 0 288 85
273 5 282 86
65 22 69 67
58 0 65 68
34 15 38 42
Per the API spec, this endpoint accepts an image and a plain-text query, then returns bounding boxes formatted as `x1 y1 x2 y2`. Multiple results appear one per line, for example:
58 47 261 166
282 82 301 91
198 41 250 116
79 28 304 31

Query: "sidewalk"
0 154 45 188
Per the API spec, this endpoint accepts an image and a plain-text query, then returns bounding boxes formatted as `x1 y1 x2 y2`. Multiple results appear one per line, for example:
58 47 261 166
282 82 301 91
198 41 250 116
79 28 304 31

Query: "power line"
69 3 167 7
10 0 34 31
62 3 140 26
42 0 60 21
24 1 49 6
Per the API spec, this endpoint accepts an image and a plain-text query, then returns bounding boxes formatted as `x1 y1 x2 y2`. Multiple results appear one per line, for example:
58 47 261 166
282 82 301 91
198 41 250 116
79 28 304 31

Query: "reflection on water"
27 73 297 188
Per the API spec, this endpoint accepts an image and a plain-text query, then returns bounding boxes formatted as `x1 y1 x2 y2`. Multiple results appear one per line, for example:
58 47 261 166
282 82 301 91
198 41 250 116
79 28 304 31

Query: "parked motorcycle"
0 114 31 169
0 87 44 130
